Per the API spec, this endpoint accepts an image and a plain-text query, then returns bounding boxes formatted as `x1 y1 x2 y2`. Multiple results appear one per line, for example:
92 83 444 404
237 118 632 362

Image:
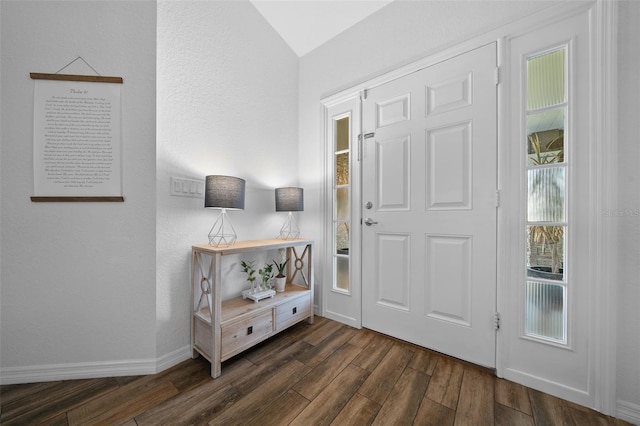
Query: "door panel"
426 72 472 115
377 94 410 128
376 233 410 310
427 122 471 209
362 43 497 368
377 136 410 210
426 234 472 326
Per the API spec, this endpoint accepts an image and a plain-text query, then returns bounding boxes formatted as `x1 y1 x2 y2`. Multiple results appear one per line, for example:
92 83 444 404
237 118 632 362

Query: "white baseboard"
0 345 193 385
155 344 193 372
323 310 360 329
503 367 592 409
617 400 640 425
0 359 156 385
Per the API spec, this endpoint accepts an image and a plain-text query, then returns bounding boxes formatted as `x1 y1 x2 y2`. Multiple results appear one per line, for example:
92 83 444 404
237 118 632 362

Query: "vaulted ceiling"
250 0 393 57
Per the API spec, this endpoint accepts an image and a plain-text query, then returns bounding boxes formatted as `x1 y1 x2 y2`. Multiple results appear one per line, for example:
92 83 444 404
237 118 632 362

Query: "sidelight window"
524 47 568 343
333 116 350 292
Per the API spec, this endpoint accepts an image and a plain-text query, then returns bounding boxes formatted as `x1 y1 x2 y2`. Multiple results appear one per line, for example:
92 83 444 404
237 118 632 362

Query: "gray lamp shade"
275 187 303 212
205 175 245 210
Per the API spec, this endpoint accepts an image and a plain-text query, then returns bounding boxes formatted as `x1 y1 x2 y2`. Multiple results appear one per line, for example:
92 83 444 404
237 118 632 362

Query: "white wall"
0 0 298 381
156 1 299 358
1 1 157 378
616 0 640 417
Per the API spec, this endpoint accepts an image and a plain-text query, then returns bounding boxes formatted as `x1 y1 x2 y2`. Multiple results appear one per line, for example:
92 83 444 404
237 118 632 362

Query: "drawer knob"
292 307 297 315
247 326 253 335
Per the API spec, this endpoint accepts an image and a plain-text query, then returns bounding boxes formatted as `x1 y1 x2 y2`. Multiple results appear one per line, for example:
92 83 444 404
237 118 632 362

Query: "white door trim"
320 0 616 415
591 0 617 416
322 95 362 328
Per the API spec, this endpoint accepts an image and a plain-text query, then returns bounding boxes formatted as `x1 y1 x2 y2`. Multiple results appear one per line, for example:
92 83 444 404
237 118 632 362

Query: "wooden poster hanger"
30 56 124 202
30 56 123 84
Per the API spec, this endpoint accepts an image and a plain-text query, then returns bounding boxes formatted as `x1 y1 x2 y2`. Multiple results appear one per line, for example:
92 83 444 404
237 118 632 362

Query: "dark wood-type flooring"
1 316 631 425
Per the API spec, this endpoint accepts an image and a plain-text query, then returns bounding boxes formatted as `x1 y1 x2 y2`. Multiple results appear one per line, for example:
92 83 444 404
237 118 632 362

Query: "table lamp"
205 175 245 246
275 187 303 239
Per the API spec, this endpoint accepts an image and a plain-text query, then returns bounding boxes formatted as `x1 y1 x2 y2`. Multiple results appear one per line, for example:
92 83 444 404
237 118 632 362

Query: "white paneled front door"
361 43 498 367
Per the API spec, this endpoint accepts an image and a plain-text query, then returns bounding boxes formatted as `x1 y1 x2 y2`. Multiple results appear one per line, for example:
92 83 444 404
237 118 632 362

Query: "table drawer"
275 293 311 331
221 310 273 360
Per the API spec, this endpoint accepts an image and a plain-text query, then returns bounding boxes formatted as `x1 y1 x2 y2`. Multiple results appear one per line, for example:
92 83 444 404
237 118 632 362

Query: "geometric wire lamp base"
208 209 237 247
278 211 300 239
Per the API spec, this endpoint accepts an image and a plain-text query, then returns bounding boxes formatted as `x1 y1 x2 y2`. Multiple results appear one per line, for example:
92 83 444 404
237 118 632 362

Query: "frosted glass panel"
336 188 349 221
335 256 349 291
527 108 565 138
527 226 564 280
528 167 565 222
336 222 349 255
336 117 349 152
527 109 564 166
524 47 568 345
527 49 565 110
333 115 350 292
336 153 349 185
525 281 565 341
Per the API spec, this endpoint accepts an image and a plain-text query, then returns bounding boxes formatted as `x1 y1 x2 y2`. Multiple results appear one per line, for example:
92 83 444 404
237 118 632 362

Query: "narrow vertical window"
334 116 350 292
524 47 567 343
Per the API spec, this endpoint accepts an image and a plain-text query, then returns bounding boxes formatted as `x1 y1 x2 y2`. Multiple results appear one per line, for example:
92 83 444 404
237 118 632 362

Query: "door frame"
322 95 363 328
320 0 616 415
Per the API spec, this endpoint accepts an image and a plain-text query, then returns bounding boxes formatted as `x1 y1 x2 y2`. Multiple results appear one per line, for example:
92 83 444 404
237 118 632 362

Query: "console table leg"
211 362 221 379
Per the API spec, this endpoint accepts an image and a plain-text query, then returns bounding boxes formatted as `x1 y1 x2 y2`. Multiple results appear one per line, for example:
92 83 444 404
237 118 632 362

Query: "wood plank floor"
1 316 631 425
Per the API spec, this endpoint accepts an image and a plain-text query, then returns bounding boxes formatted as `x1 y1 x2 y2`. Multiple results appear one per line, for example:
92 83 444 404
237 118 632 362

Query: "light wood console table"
191 239 314 378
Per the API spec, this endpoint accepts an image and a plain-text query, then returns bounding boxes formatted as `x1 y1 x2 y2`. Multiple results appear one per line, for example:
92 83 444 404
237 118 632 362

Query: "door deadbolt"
365 201 373 209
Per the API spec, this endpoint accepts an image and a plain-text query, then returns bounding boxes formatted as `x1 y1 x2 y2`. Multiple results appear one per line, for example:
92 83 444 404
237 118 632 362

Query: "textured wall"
156 1 299 358
0 0 298 380
1 1 157 373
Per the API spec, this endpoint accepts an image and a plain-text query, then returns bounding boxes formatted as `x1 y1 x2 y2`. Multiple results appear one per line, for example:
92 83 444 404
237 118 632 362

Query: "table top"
192 238 313 255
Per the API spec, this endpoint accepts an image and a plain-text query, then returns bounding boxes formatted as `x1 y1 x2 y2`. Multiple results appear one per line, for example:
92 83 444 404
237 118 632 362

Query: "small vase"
274 276 286 292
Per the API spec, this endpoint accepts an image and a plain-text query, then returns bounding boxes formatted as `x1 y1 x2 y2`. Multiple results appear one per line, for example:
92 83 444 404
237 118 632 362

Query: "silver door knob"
364 218 378 226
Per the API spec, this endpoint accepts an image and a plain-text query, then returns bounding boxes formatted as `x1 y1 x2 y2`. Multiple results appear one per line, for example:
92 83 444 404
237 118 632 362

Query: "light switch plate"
170 177 204 198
